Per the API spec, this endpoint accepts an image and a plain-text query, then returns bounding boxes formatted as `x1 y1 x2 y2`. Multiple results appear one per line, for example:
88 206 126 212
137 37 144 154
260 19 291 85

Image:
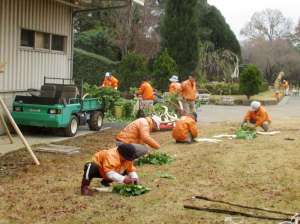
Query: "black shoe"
176 140 185 144
100 179 113 187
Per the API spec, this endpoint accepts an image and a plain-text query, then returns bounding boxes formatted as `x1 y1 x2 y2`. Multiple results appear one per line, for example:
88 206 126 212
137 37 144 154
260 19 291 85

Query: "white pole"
0 97 40 165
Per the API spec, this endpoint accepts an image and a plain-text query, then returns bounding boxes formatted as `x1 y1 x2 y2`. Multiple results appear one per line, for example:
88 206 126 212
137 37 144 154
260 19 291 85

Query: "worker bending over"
242 101 271 132
282 80 289 96
136 77 154 106
116 115 161 157
172 112 198 144
98 72 118 90
81 144 139 196
181 73 197 114
169 75 182 96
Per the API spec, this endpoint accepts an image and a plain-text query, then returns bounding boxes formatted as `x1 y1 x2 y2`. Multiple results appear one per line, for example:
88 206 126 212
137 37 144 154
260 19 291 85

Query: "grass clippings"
1 121 300 223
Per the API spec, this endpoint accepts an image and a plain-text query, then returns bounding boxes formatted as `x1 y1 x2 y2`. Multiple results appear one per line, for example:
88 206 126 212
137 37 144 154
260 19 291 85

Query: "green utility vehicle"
12 77 105 137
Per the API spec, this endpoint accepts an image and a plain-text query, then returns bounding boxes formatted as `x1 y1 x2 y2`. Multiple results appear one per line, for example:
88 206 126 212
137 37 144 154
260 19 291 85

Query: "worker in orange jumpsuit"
169 75 182 96
98 72 118 90
282 80 289 96
172 112 198 144
136 77 154 106
181 73 196 114
242 101 271 132
116 115 161 157
81 144 139 196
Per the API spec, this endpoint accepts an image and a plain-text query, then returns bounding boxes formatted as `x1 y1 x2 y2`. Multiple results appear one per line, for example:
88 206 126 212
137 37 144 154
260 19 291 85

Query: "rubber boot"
81 179 93 196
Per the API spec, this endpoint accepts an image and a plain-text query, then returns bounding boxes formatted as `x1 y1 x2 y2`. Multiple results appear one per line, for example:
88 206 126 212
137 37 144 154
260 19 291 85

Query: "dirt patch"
1 121 300 223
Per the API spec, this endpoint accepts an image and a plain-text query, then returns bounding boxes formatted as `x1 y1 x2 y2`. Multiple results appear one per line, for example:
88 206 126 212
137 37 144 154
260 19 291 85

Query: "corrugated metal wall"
0 0 72 92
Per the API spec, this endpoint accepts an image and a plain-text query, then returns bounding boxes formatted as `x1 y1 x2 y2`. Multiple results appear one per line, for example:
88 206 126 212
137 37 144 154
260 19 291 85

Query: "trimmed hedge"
73 48 120 86
198 82 239 95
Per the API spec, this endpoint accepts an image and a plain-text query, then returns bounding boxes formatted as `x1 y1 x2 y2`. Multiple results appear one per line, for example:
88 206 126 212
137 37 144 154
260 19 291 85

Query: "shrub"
239 65 262 99
260 82 270 92
152 49 178 92
73 48 119 86
118 52 147 93
198 82 239 95
74 29 116 61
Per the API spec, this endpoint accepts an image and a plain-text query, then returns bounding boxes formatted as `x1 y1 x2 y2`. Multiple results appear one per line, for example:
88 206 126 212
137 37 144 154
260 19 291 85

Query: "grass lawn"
1 121 300 223
210 90 284 101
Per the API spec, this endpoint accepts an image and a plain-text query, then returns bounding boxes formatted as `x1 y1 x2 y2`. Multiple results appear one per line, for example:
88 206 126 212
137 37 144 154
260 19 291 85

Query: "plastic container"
115 106 123 117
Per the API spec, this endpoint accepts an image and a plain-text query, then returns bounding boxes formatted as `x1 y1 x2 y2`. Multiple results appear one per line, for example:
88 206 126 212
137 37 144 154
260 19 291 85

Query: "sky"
207 0 300 41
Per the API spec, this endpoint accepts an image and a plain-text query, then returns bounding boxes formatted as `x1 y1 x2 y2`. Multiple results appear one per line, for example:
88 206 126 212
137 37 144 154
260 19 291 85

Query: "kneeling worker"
116 115 161 158
242 101 271 132
81 144 139 196
172 112 198 143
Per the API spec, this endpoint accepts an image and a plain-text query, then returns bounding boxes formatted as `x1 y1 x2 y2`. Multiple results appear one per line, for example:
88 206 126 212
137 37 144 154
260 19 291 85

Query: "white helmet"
251 101 261 111
151 115 161 130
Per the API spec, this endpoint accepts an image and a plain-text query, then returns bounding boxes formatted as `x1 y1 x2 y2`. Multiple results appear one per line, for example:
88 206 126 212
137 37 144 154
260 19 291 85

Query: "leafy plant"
161 174 176 180
234 123 257 139
112 183 151 196
104 113 134 124
136 151 176 166
129 87 138 95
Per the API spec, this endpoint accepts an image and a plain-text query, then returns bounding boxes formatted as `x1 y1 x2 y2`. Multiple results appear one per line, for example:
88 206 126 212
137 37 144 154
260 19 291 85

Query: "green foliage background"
239 65 263 99
160 0 200 81
118 52 147 92
152 49 178 92
73 48 120 86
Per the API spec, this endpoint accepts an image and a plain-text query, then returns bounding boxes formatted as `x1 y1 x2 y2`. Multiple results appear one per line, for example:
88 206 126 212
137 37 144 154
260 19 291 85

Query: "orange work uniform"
93 147 136 181
103 76 118 88
181 80 196 100
245 106 271 127
283 81 289 89
172 115 198 141
116 118 159 149
169 82 182 96
136 82 154 100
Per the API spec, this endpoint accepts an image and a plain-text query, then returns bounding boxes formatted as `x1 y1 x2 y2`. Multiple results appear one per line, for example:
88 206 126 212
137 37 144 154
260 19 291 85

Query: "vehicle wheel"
63 115 78 137
89 111 103 131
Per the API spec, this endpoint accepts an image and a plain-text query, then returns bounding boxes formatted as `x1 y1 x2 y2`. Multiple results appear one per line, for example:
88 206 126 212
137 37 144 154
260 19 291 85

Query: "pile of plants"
83 83 120 113
135 151 176 166
235 123 257 139
112 183 150 196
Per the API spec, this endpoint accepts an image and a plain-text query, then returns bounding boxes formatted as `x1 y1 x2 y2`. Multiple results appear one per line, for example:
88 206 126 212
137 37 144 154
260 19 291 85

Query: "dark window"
20 29 34 47
51 35 65 51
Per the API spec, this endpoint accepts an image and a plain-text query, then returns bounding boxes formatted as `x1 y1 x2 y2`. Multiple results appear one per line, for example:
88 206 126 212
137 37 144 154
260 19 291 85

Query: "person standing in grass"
172 112 198 144
242 101 271 132
98 72 118 90
116 115 161 157
136 77 154 106
282 80 290 96
81 144 139 196
181 73 197 114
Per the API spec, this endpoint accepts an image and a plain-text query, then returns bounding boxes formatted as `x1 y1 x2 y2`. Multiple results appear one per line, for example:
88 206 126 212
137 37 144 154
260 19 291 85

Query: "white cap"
251 101 261 111
283 80 286 82
169 75 179 82
105 72 111 78
151 115 161 130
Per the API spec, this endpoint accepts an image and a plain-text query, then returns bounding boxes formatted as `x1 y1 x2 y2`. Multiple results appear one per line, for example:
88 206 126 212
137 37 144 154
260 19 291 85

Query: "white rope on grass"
257 131 281 135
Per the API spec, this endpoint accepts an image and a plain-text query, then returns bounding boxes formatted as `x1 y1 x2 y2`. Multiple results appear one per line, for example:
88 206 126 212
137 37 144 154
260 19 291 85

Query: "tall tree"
240 9 294 41
160 0 200 81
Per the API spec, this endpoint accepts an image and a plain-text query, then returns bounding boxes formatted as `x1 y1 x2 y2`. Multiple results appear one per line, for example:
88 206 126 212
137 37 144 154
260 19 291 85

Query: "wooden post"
0 97 40 165
0 112 13 144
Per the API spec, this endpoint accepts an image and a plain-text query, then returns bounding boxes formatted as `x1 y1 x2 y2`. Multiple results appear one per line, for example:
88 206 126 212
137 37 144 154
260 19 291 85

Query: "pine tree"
160 0 200 81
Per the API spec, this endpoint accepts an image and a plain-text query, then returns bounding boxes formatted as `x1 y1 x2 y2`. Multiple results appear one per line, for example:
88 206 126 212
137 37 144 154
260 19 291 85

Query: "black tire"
63 115 78 137
88 111 103 131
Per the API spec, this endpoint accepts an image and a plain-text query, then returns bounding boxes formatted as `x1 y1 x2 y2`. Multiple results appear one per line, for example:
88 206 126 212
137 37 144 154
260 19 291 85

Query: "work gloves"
133 178 139 185
123 178 132 185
